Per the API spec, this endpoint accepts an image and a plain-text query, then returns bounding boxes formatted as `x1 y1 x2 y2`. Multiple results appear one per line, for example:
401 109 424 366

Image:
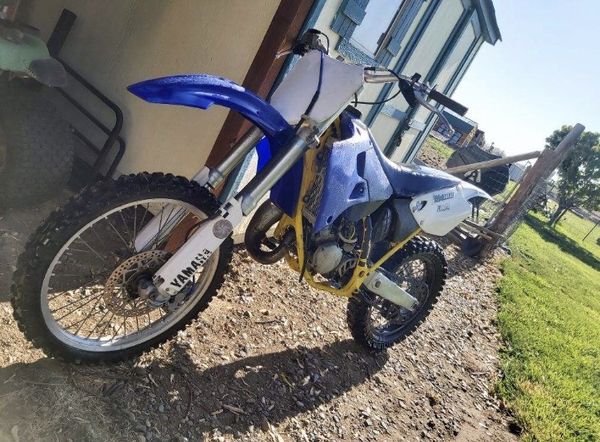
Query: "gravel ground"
416 144 449 169
0 200 517 441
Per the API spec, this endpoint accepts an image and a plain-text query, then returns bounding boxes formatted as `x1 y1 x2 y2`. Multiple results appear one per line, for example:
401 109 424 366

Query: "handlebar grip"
428 90 468 116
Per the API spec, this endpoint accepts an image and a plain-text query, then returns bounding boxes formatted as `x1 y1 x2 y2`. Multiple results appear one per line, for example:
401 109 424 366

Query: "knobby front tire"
11 173 233 363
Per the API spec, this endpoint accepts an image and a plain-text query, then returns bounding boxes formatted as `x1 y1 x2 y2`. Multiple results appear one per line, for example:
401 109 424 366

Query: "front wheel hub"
104 250 170 317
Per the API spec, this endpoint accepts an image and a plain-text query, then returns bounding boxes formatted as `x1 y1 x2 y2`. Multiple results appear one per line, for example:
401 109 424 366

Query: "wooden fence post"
482 124 585 254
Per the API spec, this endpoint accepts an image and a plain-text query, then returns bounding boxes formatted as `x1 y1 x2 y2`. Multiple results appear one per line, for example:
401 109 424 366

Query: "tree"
545 126 600 226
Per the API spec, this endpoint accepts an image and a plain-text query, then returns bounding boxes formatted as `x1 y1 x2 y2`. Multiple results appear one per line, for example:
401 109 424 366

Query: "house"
471 128 486 147
310 0 501 164
18 0 501 182
509 162 528 182
432 109 479 147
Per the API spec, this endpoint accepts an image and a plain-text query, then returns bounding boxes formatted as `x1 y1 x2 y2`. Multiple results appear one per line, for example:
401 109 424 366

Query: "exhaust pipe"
244 200 294 264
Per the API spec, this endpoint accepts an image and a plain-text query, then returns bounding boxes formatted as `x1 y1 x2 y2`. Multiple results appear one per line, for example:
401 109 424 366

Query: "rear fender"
460 180 492 201
409 183 491 236
128 75 294 145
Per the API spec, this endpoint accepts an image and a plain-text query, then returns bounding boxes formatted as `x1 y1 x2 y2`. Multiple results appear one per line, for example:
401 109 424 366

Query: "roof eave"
474 0 502 44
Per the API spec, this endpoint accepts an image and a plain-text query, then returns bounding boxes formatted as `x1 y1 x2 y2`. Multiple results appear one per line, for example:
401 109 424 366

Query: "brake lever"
413 89 455 136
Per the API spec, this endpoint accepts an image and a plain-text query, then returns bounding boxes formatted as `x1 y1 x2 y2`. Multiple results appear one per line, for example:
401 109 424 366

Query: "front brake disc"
103 250 169 317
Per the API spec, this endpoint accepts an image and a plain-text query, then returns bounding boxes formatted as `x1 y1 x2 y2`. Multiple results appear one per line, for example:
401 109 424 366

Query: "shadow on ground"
0 339 386 440
525 215 600 271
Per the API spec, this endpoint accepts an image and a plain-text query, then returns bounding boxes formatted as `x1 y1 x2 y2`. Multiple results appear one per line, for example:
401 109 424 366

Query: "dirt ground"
416 144 449 169
0 198 517 442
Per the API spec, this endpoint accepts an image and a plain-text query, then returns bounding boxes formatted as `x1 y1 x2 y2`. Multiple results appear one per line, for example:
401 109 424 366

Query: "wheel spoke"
72 295 104 335
86 309 110 339
118 210 134 244
41 196 220 353
54 294 100 322
76 236 106 261
138 203 150 231
132 206 139 249
50 289 100 313
48 279 101 301
105 216 132 251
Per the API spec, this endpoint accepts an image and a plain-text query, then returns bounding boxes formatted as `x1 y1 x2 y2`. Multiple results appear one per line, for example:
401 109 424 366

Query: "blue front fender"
128 74 293 144
128 74 301 215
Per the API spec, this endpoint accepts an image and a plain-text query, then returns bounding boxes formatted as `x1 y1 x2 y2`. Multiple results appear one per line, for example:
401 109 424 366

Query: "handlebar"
363 68 468 132
428 89 468 116
282 30 469 134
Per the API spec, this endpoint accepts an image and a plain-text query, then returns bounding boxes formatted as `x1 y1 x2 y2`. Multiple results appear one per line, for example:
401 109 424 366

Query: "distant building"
509 162 528 182
433 110 479 147
471 129 486 147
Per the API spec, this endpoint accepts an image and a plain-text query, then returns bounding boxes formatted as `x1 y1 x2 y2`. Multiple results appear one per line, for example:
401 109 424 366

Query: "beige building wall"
18 0 280 177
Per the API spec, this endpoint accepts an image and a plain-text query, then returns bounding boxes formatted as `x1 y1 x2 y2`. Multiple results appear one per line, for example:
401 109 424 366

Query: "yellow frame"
274 127 419 298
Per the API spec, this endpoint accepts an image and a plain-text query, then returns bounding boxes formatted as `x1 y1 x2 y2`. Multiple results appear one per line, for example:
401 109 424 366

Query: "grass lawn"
496 212 600 441
424 136 454 160
554 211 600 259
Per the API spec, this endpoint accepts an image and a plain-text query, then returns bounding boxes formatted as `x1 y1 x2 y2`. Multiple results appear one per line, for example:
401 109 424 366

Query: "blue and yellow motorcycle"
12 30 489 363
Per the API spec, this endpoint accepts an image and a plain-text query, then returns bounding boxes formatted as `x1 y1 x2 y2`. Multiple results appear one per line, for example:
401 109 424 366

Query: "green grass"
423 136 454 160
497 213 600 441
495 180 518 203
553 211 600 260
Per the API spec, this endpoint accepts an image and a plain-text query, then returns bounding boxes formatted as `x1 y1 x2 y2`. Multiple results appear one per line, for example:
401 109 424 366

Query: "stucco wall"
18 0 280 176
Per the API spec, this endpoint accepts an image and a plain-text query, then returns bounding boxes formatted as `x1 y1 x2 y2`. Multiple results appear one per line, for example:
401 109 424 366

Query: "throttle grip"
428 90 468 116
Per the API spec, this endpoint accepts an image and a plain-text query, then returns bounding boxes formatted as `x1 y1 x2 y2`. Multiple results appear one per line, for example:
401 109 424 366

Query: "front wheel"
11 173 233 363
347 237 447 352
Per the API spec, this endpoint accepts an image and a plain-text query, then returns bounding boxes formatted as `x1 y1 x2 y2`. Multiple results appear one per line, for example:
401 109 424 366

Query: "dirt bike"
12 30 489 363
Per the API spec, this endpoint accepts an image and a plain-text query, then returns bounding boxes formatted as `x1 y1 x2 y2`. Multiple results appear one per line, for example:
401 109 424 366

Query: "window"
330 0 424 67
449 131 462 145
351 0 404 56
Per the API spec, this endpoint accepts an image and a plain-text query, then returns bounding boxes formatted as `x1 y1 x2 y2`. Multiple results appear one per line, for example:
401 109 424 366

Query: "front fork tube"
134 127 263 252
151 127 315 296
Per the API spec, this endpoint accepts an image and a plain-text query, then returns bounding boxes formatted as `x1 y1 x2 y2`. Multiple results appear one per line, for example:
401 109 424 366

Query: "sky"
453 0 600 155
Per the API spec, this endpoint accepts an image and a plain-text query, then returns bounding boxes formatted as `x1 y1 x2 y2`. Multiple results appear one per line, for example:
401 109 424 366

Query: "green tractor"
0 0 74 209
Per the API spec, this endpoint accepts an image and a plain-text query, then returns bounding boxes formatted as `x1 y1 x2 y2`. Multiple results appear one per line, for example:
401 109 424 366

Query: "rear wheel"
11 173 233 363
347 237 447 351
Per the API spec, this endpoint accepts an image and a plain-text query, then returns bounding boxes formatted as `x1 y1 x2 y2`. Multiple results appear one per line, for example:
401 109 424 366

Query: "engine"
306 218 360 279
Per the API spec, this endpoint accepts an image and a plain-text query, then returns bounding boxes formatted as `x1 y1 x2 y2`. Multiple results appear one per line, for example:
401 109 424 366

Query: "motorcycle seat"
373 142 460 198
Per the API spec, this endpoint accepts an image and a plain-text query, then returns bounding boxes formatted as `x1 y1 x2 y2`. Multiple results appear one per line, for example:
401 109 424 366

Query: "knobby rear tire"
347 236 447 352
11 172 233 363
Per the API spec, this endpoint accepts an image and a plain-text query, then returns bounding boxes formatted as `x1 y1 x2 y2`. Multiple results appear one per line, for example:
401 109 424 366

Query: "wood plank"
205 0 314 170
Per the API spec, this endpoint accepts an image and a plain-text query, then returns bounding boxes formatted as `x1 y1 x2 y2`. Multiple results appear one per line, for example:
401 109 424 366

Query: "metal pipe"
236 127 313 214
206 126 263 188
445 150 542 175
47 9 77 57
57 59 124 180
